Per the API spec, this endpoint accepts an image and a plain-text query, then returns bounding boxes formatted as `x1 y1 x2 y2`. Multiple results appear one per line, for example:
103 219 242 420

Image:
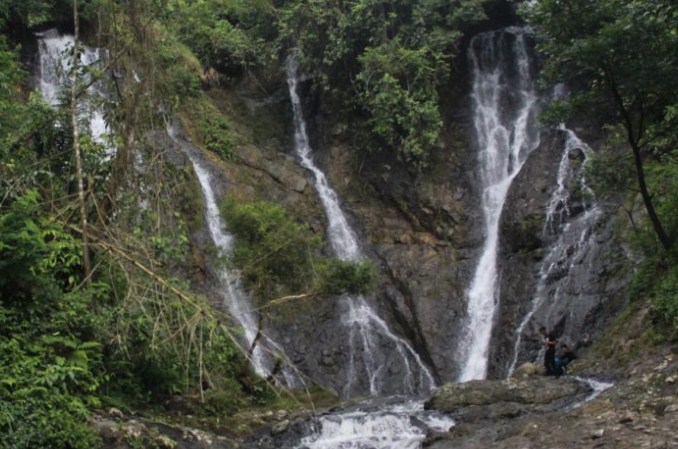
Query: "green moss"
182 97 235 160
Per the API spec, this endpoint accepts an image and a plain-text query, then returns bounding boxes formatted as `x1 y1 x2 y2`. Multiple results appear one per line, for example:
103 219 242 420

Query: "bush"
185 97 235 160
221 198 321 300
221 197 376 302
318 259 376 296
650 267 678 339
0 394 101 449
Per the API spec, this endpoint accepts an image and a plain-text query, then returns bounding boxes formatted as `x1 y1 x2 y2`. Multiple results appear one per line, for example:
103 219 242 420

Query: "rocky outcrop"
93 408 237 449
424 375 592 419
423 353 678 449
315 111 485 384
176 34 632 394
490 127 630 378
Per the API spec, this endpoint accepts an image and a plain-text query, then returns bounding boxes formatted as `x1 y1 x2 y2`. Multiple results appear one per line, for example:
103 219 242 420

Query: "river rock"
425 377 591 415
271 419 290 435
510 362 542 378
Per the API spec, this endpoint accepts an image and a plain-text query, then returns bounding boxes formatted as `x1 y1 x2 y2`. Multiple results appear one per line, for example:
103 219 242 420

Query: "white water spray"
507 127 600 375
296 400 454 449
36 29 112 150
570 376 613 408
457 28 541 381
286 56 434 396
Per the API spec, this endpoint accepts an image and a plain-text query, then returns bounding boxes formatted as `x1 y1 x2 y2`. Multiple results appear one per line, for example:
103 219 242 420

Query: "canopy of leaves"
526 0 678 153
164 0 276 77
277 0 487 167
0 0 67 29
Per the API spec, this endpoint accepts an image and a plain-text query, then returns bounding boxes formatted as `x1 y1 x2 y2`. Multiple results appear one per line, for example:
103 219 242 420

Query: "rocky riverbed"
92 346 678 449
422 354 678 449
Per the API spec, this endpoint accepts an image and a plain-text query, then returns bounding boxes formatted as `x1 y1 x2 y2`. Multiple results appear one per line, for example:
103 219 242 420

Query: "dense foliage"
221 197 376 302
0 2 272 446
156 0 488 166
0 192 102 449
277 0 487 166
525 0 678 335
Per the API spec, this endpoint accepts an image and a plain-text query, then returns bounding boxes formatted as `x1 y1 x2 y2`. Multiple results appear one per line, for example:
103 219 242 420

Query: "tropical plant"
277 0 487 167
221 197 376 302
525 0 678 251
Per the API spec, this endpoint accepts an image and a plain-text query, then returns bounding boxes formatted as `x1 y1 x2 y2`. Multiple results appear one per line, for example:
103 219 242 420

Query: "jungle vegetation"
0 0 676 447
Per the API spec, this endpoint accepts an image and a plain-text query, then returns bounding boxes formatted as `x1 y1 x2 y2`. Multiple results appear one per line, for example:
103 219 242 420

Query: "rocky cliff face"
304 97 631 388
180 36 632 394
490 128 631 378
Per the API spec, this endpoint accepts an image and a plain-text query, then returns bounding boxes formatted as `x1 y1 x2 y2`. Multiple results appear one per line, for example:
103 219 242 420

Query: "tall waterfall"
507 127 600 374
457 28 541 381
36 29 111 148
166 126 274 378
286 57 434 396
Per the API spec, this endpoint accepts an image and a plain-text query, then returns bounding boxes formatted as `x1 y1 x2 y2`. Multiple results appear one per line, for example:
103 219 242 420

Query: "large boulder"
425 376 591 419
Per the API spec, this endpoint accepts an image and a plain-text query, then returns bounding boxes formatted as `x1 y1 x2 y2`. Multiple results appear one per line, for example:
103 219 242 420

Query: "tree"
277 0 487 167
71 0 91 280
526 0 678 251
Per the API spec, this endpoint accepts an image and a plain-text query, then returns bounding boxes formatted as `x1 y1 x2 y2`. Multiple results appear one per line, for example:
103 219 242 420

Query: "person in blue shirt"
555 343 577 375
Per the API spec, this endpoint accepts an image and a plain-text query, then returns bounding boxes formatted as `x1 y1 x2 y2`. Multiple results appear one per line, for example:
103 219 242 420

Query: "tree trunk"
630 140 672 251
607 71 672 251
71 0 92 281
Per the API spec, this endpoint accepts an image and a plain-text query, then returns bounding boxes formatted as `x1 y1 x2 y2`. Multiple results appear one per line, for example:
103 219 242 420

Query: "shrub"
650 267 678 339
221 197 376 302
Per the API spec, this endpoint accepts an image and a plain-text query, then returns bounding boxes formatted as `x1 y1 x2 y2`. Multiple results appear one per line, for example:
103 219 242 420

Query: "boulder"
510 362 543 379
425 377 591 414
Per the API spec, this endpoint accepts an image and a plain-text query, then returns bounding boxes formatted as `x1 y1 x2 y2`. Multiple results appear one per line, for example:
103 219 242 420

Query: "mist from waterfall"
457 28 541 381
286 56 434 396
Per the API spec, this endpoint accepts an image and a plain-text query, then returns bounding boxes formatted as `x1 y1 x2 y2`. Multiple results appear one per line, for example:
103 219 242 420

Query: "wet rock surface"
425 376 591 415
95 343 678 449
93 410 238 449
423 352 678 449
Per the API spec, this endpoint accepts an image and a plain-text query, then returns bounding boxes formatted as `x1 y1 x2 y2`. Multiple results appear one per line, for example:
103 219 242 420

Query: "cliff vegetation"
0 0 677 448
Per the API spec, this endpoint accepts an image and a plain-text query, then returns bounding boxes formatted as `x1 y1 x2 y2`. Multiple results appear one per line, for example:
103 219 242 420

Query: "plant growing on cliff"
277 0 487 167
165 0 275 78
221 197 376 302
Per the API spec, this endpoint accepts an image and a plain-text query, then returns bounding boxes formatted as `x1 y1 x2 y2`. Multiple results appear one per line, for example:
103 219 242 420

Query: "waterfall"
166 126 273 378
286 56 434 396
457 28 541 381
36 29 112 150
507 127 601 374
296 399 454 449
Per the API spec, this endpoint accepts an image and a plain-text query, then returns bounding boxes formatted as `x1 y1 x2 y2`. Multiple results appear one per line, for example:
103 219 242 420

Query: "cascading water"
296 399 454 449
570 376 613 409
166 126 274 378
286 56 434 397
36 29 112 150
507 127 601 374
457 28 541 381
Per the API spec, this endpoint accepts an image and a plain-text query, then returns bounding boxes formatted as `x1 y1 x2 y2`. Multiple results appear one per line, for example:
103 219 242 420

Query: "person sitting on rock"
539 326 558 376
555 343 577 375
